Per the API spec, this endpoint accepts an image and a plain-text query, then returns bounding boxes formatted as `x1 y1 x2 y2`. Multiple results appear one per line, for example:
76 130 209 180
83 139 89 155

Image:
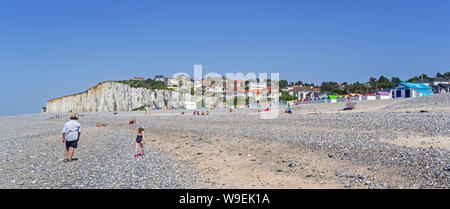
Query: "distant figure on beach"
129 118 136 125
206 111 209 115
202 111 205 115
62 113 81 162
135 126 145 157
285 105 292 114
96 123 106 127
229 108 232 113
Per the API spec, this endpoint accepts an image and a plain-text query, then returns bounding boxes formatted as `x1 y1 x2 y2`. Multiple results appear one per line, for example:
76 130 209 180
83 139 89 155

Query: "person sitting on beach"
129 118 136 125
62 113 81 162
135 126 145 157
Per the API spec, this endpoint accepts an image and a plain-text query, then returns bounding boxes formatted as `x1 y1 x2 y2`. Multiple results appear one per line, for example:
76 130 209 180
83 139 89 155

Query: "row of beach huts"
295 82 440 105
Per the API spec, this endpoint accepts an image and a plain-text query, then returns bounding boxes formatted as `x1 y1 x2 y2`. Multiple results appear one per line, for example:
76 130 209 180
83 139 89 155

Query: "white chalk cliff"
46 82 194 112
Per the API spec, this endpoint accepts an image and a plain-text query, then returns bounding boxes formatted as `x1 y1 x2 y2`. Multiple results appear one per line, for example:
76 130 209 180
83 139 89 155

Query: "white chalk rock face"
46 82 191 112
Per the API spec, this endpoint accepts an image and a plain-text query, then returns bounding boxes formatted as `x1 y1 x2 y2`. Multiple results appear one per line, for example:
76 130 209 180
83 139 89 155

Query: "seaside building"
184 101 196 110
433 84 450 93
294 86 320 100
376 91 391 100
362 93 376 100
154 75 167 82
390 82 434 98
132 77 145 80
166 78 179 89
431 77 449 86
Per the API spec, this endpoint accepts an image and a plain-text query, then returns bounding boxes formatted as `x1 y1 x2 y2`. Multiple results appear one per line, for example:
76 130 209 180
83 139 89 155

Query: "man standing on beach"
62 113 81 162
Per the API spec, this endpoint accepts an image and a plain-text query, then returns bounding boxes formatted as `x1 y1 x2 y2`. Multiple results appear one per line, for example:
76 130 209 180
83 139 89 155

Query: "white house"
431 77 449 86
362 94 376 100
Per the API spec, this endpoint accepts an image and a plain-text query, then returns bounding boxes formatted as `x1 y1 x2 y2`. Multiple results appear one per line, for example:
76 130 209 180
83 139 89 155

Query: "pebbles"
0 115 200 189
384 93 450 110
1 93 449 188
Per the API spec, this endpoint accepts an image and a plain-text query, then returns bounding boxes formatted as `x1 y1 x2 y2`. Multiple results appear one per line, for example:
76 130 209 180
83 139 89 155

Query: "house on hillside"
390 82 433 98
154 75 167 82
431 77 449 86
433 83 450 93
414 78 431 86
294 86 320 100
166 78 179 89
134 77 145 80
362 93 376 100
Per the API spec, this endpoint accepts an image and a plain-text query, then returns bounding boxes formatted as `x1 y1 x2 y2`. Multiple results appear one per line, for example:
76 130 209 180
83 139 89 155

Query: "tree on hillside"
320 81 340 94
377 75 393 89
348 82 368 94
280 91 296 101
369 77 376 85
391 77 401 84
279 80 288 89
444 72 450 79
436 72 445 78
303 82 316 88
408 74 432 82
407 76 419 82
295 80 303 86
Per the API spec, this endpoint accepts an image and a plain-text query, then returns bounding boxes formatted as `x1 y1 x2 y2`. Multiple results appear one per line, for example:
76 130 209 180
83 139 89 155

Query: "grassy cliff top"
114 79 169 90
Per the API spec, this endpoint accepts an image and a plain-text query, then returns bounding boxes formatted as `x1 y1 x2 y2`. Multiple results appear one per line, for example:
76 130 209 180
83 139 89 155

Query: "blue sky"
1 0 449 115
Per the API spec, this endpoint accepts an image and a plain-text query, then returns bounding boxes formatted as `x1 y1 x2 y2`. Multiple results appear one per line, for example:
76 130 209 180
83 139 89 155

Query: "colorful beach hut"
390 82 433 98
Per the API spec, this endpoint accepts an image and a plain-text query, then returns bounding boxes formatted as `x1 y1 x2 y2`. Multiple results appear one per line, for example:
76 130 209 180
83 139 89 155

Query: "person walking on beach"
135 126 145 157
62 113 81 162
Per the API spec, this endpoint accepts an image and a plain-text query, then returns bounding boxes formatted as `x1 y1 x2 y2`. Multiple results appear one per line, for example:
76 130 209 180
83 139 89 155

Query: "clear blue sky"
1 0 449 115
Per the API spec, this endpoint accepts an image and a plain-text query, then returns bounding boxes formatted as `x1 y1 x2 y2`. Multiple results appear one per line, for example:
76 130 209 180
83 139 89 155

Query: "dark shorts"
136 135 143 143
66 140 78 149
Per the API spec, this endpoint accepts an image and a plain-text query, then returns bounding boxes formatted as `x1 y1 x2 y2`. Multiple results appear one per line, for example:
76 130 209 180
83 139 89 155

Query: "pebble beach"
0 93 449 189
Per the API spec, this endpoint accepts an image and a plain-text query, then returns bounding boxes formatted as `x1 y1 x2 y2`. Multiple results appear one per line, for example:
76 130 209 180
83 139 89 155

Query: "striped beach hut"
390 82 433 98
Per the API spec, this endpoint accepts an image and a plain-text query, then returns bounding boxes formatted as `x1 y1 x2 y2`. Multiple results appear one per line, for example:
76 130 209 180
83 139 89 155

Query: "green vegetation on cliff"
115 79 168 90
132 106 147 111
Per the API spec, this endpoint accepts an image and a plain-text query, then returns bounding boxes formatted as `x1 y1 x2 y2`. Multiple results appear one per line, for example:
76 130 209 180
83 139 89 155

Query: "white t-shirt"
62 120 81 141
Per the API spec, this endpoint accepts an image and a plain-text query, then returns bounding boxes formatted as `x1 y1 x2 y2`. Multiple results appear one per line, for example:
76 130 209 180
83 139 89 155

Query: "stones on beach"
288 161 297 168
1 93 449 189
335 171 368 180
